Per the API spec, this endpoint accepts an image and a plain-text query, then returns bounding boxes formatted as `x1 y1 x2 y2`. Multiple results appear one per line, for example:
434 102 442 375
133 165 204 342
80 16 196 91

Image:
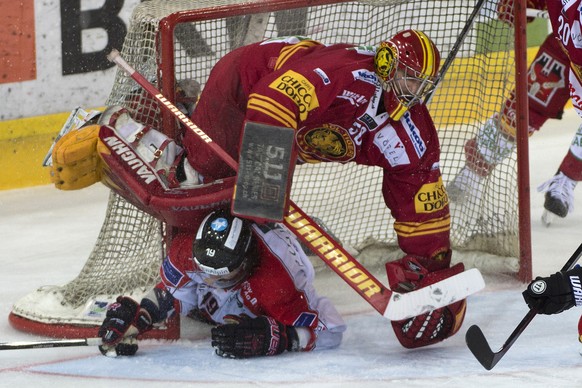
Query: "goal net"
10 0 528 338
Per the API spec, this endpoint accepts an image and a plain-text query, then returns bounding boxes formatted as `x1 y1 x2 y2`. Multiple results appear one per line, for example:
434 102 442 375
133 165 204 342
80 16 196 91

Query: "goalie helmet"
193 210 253 288
374 29 440 120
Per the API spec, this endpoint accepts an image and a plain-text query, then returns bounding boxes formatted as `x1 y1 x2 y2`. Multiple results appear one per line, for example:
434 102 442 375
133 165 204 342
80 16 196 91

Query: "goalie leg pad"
50 124 102 190
386 254 467 349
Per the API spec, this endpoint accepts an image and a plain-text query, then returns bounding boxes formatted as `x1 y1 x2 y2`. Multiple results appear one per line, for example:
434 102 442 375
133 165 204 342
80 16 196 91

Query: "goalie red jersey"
185 36 449 261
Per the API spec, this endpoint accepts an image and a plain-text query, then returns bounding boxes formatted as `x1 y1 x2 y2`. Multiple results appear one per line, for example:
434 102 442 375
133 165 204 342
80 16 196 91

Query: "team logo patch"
296 124 356 162
530 280 547 294
211 217 228 232
527 52 566 107
293 312 317 327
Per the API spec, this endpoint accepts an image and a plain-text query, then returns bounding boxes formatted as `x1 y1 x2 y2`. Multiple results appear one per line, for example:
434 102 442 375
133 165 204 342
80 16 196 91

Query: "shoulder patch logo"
402 112 426 158
269 70 320 121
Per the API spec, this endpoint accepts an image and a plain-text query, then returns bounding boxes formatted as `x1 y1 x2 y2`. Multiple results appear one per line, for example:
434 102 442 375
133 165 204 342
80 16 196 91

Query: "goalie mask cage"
9 0 531 339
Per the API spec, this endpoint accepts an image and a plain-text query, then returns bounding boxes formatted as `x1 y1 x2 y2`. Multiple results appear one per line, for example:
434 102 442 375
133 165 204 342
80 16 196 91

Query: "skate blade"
541 210 554 227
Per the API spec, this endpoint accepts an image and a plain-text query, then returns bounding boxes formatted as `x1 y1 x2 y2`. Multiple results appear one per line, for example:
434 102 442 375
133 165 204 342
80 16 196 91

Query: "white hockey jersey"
160 223 346 350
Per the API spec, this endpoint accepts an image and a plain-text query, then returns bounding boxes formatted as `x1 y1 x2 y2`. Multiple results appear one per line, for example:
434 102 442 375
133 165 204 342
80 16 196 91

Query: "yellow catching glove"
50 124 102 190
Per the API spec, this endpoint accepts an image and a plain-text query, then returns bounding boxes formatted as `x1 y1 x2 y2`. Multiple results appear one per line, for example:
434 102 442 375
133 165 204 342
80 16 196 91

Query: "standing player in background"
447 0 581 226
97 209 346 358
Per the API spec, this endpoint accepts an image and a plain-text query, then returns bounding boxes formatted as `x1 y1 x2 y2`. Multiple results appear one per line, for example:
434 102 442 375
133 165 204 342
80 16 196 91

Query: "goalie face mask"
375 29 440 120
193 210 253 289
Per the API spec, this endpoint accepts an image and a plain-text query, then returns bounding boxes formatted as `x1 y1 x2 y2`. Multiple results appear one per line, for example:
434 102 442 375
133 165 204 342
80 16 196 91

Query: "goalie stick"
0 337 102 351
107 49 485 321
466 242 582 370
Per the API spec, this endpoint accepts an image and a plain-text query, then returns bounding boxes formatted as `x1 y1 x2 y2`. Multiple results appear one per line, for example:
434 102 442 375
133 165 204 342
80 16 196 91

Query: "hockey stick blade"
465 324 498 370
0 337 102 351
384 268 485 321
466 309 537 370
466 242 582 370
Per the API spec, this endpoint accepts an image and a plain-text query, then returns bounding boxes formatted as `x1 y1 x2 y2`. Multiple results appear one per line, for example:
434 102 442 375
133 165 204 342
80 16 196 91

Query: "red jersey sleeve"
243 231 320 329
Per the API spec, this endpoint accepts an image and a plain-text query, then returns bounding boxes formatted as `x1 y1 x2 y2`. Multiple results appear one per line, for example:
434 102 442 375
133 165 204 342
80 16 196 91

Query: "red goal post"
9 0 531 339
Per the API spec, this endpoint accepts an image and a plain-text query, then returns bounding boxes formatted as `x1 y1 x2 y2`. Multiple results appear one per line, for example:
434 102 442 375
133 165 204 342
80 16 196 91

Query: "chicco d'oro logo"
530 280 547 294
414 177 449 213
269 70 319 121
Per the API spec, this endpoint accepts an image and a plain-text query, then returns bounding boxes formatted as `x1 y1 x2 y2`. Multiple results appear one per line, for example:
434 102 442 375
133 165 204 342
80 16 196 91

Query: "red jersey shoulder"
548 0 582 66
242 235 316 325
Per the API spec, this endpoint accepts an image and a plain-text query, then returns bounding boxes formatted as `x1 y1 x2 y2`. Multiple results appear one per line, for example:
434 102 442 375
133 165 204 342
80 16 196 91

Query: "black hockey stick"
424 0 486 104
465 242 582 370
0 337 102 351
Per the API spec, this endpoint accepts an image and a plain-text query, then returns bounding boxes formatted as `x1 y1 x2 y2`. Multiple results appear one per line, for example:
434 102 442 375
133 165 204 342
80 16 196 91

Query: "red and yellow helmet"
374 29 441 120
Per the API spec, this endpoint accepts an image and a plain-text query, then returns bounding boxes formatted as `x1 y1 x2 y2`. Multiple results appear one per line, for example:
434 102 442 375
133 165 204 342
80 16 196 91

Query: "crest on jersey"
527 52 567 107
296 124 355 162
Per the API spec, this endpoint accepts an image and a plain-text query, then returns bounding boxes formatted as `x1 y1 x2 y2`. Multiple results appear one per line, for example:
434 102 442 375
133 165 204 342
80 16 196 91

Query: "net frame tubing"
514 0 532 282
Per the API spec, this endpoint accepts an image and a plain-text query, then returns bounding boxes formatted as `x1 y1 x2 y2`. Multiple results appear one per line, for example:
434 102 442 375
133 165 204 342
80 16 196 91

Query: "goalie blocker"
232 121 296 222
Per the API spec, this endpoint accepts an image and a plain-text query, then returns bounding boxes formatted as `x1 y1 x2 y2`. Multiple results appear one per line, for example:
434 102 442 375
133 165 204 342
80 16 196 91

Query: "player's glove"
97 296 153 357
522 267 582 315
385 251 467 349
211 316 299 358
50 124 102 190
